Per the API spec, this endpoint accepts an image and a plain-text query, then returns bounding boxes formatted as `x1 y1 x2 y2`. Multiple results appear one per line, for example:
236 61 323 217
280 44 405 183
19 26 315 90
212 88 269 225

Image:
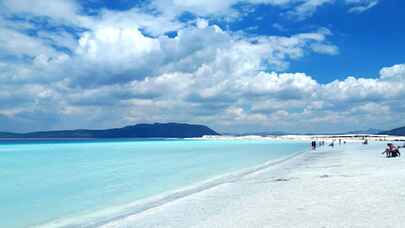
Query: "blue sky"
288 0 405 82
0 0 404 133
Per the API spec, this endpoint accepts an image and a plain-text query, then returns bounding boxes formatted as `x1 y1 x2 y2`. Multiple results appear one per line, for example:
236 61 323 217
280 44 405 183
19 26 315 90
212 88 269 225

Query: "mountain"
379 126 405 136
0 132 21 138
223 128 386 136
0 123 220 139
344 128 383 135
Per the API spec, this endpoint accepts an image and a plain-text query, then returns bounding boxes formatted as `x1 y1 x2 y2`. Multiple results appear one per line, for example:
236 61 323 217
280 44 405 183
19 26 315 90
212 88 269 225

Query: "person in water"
311 141 316 150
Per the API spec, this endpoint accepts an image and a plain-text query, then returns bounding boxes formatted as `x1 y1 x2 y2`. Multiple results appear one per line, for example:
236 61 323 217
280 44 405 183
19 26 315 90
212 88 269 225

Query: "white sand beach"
102 141 405 228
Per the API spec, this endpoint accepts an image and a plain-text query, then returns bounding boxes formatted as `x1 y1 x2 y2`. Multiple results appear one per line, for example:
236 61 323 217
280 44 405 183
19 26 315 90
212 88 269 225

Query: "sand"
101 142 405 228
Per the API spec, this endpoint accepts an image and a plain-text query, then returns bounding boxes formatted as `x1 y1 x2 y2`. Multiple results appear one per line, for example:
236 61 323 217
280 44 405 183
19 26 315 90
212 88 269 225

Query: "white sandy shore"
200 134 405 142
101 142 405 228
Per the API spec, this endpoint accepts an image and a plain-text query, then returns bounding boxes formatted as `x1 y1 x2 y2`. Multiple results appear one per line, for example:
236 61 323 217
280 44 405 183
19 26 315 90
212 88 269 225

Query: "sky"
0 0 404 133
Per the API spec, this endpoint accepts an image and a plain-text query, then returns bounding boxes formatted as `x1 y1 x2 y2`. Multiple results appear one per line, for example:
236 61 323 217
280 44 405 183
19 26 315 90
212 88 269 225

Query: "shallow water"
0 139 308 227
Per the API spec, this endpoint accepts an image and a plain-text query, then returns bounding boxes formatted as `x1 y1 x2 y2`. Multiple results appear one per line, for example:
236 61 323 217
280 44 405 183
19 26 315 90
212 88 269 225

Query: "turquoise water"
0 139 308 227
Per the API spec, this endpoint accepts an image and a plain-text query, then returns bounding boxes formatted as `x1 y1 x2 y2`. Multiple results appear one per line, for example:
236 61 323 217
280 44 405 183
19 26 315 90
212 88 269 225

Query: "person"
311 141 316 150
382 144 391 157
382 143 401 158
391 144 401 157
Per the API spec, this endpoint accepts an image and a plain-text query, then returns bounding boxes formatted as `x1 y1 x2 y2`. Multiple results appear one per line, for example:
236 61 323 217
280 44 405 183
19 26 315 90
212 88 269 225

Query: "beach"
102 141 405 228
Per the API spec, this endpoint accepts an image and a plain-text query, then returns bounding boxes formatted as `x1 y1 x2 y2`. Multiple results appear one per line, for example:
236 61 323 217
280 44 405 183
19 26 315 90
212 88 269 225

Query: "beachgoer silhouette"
311 141 316 150
382 143 401 158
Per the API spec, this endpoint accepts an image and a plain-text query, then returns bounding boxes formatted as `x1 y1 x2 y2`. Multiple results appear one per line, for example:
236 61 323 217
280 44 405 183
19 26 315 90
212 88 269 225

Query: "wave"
38 150 306 228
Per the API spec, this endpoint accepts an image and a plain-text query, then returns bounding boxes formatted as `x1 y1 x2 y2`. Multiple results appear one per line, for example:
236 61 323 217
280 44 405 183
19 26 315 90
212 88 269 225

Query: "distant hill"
223 128 389 136
344 128 383 135
0 123 220 139
379 126 405 136
0 132 21 138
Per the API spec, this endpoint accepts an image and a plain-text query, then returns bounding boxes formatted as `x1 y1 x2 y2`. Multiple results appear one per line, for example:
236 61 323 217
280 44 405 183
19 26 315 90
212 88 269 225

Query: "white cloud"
0 13 379 133
0 0 404 133
380 64 405 81
1 0 82 24
0 26 58 58
345 0 379 13
37 30 78 51
89 9 184 36
55 21 335 88
152 0 334 20
319 77 395 102
196 18 209 29
77 25 161 62
2 46 405 132
287 0 334 20
310 43 339 55
232 72 318 98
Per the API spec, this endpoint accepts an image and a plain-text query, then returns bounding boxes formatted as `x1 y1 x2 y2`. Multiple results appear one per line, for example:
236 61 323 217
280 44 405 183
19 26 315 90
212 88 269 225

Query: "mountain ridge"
379 126 405 136
0 123 220 139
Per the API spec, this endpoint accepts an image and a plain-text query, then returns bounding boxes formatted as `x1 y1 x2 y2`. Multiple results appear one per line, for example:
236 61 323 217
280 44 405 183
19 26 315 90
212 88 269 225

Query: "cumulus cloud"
0 0 403 133
41 21 333 88
0 3 342 132
379 64 405 80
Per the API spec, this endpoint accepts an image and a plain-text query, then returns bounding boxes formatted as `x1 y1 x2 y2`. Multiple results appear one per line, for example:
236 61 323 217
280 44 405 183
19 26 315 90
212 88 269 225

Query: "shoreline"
0 134 404 142
101 141 405 228
201 134 405 142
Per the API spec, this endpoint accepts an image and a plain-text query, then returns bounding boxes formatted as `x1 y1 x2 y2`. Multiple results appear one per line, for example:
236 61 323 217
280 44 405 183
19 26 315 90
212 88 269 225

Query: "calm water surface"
0 139 308 227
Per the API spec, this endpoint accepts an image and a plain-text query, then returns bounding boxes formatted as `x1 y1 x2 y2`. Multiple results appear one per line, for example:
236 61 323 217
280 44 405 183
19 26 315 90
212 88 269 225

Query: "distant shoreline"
201 134 405 142
1 135 405 142
0 137 182 141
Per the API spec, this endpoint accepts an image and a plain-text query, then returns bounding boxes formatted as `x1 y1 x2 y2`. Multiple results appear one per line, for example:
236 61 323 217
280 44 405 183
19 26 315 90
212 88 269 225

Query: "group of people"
310 139 404 158
311 139 345 150
382 143 402 158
